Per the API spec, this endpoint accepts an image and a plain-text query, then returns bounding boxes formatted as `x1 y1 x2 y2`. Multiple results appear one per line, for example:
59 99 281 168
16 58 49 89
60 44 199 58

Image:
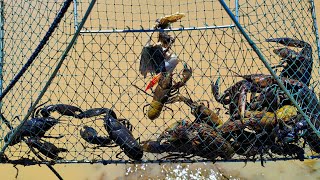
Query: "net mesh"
0 0 319 165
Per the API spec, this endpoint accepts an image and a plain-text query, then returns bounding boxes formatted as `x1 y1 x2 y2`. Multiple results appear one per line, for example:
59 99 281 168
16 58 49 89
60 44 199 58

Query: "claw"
145 73 162 91
267 37 312 86
171 63 192 89
215 76 221 86
212 78 219 90
266 37 309 48
141 140 174 153
211 77 221 100
38 104 83 118
181 63 192 84
273 48 298 60
211 77 231 105
77 108 117 119
80 126 112 146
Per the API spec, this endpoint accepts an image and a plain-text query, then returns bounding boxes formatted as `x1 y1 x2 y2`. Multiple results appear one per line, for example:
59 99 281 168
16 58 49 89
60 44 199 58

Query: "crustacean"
217 105 305 165
4 103 81 146
212 74 320 119
140 63 192 120
142 120 235 160
76 108 143 160
267 37 313 86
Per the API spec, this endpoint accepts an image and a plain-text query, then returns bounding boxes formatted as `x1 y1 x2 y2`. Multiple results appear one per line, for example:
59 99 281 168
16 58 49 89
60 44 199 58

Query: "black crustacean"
77 108 143 160
266 37 313 86
104 111 143 160
4 103 81 146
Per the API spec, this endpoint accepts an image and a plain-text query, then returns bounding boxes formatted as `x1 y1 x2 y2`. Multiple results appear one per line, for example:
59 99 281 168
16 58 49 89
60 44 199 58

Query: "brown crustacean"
142 119 235 160
144 63 192 120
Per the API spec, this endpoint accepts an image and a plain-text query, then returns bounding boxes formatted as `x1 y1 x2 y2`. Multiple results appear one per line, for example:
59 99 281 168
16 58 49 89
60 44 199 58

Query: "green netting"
0 0 319 166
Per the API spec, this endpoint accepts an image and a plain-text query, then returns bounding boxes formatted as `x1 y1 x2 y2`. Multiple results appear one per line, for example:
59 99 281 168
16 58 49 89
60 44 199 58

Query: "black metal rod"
46 165 64 180
2 156 318 165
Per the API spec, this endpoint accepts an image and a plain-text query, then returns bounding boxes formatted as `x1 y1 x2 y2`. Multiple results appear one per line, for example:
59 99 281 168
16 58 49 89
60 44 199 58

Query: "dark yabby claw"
37 104 83 118
77 108 117 119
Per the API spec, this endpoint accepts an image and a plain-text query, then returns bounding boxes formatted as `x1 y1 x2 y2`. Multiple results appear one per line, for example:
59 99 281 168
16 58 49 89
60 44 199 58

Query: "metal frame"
0 0 4 111
75 0 240 34
0 0 319 169
2 155 320 165
310 0 320 75
73 0 79 31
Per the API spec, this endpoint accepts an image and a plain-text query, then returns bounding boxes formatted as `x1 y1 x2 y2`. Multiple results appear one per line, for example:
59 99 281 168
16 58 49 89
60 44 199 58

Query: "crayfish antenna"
42 134 65 139
31 100 51 118
133 84 153 97
226 67 244 78
266 37 310 48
